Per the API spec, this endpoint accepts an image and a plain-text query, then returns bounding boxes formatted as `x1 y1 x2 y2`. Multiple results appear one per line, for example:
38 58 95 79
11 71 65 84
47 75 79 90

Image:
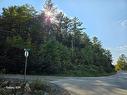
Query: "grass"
49 70 116 77
0 79 48 95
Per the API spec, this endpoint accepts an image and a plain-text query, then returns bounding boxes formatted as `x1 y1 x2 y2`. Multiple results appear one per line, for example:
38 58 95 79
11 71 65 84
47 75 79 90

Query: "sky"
0 0 127 64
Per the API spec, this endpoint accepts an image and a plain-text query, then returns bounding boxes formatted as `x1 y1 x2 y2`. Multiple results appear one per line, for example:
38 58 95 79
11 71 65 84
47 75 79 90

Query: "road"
1 72 127 95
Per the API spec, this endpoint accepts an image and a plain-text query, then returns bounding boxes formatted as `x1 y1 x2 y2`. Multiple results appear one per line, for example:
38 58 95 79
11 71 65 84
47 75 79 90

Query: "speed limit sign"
24 48 30 82
24 49 30 58
25 51 29 57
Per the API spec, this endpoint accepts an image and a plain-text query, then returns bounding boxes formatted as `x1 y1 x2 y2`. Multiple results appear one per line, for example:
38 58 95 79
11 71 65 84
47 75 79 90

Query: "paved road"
1 72 127 95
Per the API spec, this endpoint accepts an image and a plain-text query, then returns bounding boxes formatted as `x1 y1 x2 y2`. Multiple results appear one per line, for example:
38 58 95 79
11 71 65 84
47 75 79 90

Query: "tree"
1 5 36 38
0 0 115 75
0 5 36 74
115 54 127 71
92 36 102 48
38 40 71 74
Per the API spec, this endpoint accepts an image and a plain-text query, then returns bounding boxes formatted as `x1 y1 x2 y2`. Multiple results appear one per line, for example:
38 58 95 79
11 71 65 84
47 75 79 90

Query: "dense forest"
0 0 114 76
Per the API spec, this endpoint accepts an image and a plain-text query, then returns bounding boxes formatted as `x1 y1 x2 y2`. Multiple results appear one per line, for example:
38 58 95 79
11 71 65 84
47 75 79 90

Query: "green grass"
49 70 116 77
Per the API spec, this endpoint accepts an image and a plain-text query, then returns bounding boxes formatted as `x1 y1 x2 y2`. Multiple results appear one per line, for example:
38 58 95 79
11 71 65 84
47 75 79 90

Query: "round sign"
25 51 29 57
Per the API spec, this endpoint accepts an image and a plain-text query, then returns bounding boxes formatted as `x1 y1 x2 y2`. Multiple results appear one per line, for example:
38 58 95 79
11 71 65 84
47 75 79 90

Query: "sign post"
24 49 30 82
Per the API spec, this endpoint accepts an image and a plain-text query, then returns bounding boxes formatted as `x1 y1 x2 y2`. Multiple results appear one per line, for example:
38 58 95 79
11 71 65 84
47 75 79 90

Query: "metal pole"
71 38 73 56
71 35 74 57
24 56 28 82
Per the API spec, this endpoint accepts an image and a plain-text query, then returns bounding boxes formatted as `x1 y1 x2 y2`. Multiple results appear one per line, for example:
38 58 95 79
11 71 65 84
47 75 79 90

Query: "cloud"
111 45 127 55
108 45 127 51
107 45 127 65
120 19 127 29
117 45 127 51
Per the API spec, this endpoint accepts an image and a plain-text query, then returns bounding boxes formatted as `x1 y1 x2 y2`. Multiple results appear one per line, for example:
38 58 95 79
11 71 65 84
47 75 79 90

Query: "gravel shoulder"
0 72 127 95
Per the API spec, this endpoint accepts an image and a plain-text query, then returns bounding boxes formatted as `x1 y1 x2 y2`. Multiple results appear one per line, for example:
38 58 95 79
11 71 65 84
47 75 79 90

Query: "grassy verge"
50 70 116 77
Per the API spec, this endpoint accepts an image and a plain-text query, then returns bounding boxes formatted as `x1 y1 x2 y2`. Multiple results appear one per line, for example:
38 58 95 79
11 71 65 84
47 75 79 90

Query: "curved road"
1 72 127 95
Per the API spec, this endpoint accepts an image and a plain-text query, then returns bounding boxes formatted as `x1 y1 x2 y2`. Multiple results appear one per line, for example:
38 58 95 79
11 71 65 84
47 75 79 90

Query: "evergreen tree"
0 0 114 75
115 54 127 71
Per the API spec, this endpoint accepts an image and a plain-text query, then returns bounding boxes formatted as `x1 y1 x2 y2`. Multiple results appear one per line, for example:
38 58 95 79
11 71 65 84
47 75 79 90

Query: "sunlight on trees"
0 0 115 76
115 54 127 71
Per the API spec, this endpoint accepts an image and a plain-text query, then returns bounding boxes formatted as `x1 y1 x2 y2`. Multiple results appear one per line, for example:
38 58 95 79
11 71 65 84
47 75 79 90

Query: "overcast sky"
0 0 127 64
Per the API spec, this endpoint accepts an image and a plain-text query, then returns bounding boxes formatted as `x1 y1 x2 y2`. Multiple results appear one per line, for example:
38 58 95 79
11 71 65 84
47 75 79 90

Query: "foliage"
0 0 114 76
30 79 45 90
115 54 127 71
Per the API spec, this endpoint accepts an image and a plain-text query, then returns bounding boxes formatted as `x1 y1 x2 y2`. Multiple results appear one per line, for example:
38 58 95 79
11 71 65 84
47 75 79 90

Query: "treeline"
0 0 114 76
115 54 127 71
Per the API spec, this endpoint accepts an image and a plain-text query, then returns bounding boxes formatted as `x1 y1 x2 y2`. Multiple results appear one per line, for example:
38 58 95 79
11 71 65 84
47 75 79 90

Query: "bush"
0 69 6 74
30 79 46 91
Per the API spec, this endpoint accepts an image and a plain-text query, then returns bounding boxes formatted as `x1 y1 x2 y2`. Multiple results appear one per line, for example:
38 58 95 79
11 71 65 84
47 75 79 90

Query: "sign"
25 51 29 57
24 48 30 58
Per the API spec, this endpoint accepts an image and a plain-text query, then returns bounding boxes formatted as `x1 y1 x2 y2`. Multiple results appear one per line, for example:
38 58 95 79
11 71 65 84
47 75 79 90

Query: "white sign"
25 51 29 57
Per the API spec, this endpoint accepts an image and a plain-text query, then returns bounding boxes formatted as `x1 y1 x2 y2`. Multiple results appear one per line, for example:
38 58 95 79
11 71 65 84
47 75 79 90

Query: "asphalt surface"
0 72 127 95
